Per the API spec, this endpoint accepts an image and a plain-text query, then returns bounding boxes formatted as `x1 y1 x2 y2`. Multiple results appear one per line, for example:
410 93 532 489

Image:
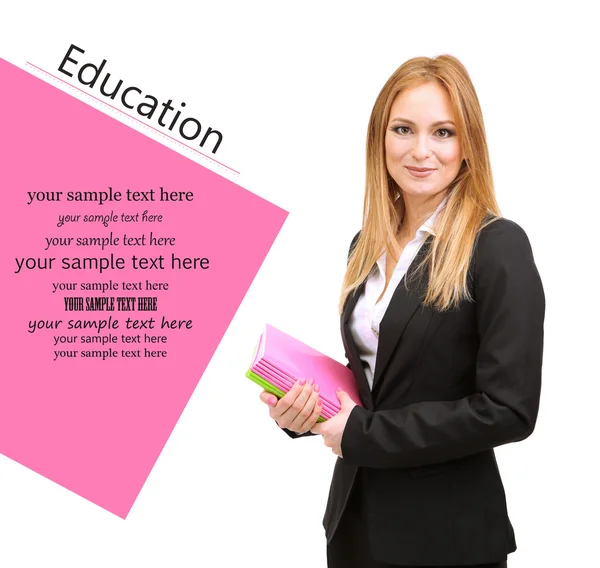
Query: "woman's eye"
393 126 454 138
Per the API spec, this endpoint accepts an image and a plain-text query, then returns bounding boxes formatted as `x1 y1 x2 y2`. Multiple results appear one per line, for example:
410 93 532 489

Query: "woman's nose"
411 136 432 160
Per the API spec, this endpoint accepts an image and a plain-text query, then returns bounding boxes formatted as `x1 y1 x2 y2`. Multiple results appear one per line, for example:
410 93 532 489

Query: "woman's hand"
310 389 357 457
259 379 322 434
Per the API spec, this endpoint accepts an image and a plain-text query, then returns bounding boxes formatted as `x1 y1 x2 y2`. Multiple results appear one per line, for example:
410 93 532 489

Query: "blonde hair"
339 54 501 314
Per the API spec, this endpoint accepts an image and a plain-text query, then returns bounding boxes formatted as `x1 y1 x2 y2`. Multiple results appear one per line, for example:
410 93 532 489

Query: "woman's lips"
406 166 435 178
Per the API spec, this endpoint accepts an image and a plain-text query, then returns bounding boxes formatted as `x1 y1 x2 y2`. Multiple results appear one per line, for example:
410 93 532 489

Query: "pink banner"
0 57 287 518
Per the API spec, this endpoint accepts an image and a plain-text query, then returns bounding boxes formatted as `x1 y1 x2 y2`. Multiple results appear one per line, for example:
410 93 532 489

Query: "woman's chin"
399 183 438 198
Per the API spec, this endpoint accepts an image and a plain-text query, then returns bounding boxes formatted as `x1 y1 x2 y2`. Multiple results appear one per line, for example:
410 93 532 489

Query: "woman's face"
385 81 463 199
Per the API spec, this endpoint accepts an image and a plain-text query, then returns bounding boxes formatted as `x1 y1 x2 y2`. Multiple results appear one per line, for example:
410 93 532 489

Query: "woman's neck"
396 190 448 238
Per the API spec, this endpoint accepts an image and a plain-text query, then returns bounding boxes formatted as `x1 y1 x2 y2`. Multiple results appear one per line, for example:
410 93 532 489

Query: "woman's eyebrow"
390 117 456 127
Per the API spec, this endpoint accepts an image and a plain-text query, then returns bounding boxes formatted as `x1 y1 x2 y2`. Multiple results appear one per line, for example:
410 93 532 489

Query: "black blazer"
284 216 545 566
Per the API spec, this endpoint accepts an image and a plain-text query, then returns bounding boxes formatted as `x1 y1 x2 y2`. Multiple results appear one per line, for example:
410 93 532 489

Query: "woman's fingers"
271 380 309 420
283 381 319 433
259 390 278 407
269 379 318 430
258 380 323 434
297 386 323 433
283 381 315 425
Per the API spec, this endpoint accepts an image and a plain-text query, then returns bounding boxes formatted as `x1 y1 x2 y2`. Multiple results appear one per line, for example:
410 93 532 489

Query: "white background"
0 1 598 566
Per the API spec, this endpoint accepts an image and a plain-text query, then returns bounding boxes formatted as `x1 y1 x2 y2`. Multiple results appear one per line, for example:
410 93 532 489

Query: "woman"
259 54 545 568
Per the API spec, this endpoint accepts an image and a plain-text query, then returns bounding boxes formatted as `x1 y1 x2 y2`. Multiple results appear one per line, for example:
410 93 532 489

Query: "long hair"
339 54 501 314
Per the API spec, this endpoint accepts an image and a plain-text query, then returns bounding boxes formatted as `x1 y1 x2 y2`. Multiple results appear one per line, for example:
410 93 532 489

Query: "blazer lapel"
371 234 434 394
341 279 374 409
340 234 434 406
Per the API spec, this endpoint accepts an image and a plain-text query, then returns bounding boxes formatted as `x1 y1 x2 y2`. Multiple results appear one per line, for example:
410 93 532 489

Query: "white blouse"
348 196 447 390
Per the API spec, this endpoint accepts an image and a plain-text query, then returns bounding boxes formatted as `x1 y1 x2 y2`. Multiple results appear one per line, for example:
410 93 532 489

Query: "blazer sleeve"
280 230 362 439
340 219 545 468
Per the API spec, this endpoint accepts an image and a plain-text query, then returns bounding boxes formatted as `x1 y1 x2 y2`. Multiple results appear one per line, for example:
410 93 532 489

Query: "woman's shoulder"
476 215 532 248
474 215 536 270
349 215 535 259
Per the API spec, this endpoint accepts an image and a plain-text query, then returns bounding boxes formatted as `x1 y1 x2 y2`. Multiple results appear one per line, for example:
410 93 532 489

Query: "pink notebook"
252 324 362 409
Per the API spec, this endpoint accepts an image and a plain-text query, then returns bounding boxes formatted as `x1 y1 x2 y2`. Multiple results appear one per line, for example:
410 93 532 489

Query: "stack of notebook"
246 324 362 422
